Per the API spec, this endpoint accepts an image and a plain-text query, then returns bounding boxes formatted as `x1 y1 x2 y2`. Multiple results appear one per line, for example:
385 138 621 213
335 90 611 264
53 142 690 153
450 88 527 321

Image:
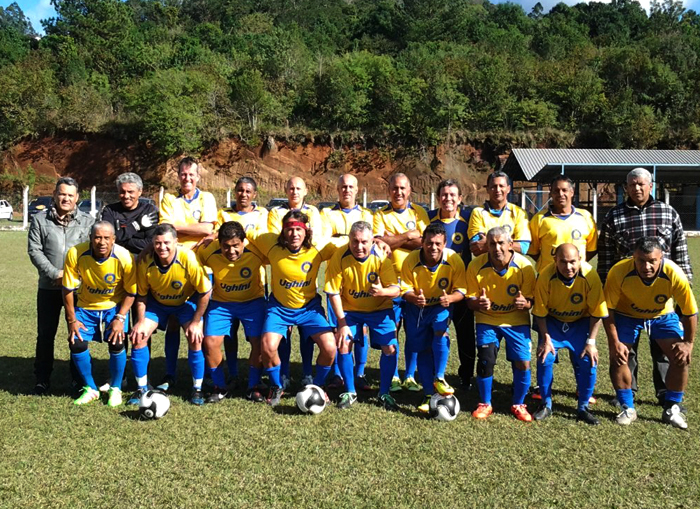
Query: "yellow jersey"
466 252 536 327
196 240 266 303
136 248 212 307
267 203 326 242
605 258 698 319
216 204 268 235
373 202 430 280
320 204 374 236
63 242 137 311
528 207 597 272
533 261 608 322
401 248 467 306
467 202 531 243
159 189 218 250
324 244 398 312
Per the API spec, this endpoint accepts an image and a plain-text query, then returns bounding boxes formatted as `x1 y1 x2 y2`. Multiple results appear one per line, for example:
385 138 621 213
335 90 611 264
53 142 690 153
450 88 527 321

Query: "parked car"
415 202 431 211
316 201 336 211
0 199 13 220
367 200 389 212
28 196 53 221
266 198 288 210
78 199 104 218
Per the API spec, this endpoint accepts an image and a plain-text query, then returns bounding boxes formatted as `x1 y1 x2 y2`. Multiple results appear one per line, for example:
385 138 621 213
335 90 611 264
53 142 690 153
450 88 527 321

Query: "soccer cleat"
280 375 291 391
337 392 357 410
326 374 344 390
530 385 542 401
379 393 399 411
301 375 314 386
472 403 493 420
73 387 100 406
267 386 284 407
577 407 600 425
390 377 403 393
662 404 688 430
33 382 50 396
356 375 372 392
127 388 147 406
226 376 239 392
403 377 422 392
107 387 123 407
205 390 227 404
245 387 265 403
433 378 455 396
417 396 431 413
615 406 638 426
533 405 552 421
190 389 205 406
99 382 111 393
511 404 533 422
156 375 176 392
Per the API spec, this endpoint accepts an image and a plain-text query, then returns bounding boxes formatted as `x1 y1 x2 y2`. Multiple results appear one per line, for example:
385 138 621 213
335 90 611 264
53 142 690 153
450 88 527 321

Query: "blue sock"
354 336 369 378
338 353 356 393
538 353 555 408
416 351 435 396
331 355 342 377
313 364 332 387
131 345 150 389
279 334 291 378
164 330 180 378
300 336 314 378
616 388 634 409
379 353 397 395
665 390 684 404
72 349 97 390
405 347 418 379
433 334 450 379
575 356 597 411
512 367 531 405
265 364 282 387
248 366 262 389
477 376 493 405
393 342 401 378
210 365 226 389
109 349 127 390
188 350 205 390
224 335 239 378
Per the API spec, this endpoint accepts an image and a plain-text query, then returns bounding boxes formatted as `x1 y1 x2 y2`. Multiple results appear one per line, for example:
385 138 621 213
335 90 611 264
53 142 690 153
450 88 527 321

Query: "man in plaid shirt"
598 167 693 405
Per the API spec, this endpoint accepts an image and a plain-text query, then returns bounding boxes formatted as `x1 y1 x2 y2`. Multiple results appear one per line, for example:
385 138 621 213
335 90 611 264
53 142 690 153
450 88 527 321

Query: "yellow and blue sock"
512 367 531 405
72 350 97 391
188 349 205 390
379 353 397 395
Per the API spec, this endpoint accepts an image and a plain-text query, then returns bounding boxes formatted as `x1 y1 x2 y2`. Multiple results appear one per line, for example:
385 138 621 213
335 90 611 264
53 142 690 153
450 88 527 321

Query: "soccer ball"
429 394 460 422
295 384 327 415
139 389 171 420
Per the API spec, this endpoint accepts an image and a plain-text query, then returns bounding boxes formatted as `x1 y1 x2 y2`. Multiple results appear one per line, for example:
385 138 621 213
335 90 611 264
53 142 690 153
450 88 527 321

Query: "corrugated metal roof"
502 149 700 182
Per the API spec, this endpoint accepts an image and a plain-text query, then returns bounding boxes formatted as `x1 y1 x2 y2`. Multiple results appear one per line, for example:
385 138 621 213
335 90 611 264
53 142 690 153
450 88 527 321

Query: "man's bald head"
554 243 581 279
286 176 308 208
337 174 358 208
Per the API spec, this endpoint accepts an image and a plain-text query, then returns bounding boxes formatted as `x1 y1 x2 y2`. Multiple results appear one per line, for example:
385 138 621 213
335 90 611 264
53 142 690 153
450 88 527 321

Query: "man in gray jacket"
28 177 94 395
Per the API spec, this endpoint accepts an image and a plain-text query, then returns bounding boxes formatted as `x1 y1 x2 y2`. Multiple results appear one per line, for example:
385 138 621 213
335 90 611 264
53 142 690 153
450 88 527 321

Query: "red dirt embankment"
1 134 499 203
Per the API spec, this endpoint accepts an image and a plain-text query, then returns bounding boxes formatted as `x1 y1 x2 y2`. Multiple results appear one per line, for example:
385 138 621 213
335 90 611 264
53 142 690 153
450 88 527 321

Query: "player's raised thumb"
419 289 424 295
442 289 448 296
375 276 381 285
517 291 523 298
480 288 487 298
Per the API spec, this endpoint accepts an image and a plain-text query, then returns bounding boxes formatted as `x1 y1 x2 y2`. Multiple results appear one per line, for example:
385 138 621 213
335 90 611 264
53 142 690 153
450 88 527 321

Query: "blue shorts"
403 303 451 353
614 312 683 344
204 297 266 338
344 309 397 349
326 294 338 328
262 295 333 339
145 297 198 331
476 323 532 362
75 307 129 342
540 317 588 357
392 296 404 326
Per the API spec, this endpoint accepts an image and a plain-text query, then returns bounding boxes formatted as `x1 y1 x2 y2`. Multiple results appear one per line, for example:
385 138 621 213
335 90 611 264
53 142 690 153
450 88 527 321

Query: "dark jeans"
453 298 476 382
35 288 79 385
628 337 669 399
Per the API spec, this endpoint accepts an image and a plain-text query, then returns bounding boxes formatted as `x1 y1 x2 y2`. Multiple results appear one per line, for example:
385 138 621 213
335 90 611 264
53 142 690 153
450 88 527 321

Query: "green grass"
1 232 699 508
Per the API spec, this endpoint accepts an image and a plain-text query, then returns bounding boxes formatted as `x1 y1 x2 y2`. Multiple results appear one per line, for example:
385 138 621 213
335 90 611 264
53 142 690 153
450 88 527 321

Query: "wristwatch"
115 313 127 323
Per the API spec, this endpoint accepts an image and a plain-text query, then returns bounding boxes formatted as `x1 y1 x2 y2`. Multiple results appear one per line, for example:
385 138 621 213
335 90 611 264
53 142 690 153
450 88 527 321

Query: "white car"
0 199 13 220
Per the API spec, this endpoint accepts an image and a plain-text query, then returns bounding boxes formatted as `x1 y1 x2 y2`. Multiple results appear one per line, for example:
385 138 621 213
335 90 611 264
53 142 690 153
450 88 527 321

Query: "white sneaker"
301 375 313 386
98 382 111 393
662 404 688 430
616 406 638 425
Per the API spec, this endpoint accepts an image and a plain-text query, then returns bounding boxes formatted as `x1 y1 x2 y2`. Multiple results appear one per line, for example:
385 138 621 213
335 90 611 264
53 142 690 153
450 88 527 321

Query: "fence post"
159 187 164 209
592 184 598 223
430 192 435 210
227 188 232 208
363 188 367 208
664 188 670 205
22 185 29 229
521 188 526 210
90 186 97 217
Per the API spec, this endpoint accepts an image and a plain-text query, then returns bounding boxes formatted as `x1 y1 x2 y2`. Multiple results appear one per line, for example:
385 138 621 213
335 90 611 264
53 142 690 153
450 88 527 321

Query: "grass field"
1 231 699 508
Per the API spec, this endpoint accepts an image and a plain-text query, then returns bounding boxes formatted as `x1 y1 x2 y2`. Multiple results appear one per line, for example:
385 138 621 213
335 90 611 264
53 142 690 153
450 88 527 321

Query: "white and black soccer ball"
295 384 327 415
429 394 460 422
139 389 171 420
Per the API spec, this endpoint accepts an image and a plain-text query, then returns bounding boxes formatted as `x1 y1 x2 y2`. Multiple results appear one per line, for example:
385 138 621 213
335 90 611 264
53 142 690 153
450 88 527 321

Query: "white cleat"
616 406 638 426
662 405 688 430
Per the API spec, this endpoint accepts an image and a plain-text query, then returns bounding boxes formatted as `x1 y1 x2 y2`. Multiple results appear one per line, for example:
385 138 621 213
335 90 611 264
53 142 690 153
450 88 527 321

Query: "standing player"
325 221 401 410
532 244 607 424
468 171 530 256
157 157 217 391
198 221 268 403
374 173 430 392
428 179 476 389
321 174 374 391
401 223 467 413
128 224 212 405
62 222 136 406
604 237 697 429
467 227 536 421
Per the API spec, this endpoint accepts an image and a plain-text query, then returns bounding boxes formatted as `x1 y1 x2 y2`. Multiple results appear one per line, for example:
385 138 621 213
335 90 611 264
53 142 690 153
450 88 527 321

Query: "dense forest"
2 0 700 157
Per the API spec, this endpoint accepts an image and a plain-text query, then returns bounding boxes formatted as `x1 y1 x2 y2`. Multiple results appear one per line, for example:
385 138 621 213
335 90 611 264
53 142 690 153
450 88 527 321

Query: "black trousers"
452 298 476 382
34 288 79 385
628 337 669 399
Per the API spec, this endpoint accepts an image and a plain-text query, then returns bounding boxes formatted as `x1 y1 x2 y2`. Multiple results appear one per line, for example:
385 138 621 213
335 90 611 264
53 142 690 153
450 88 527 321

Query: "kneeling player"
129 224 212 405
62 222 136 407
467 227 536 421
532 244 607 424
401 223 467 413
198 221 267 403
604 237 697 428
325 221 401 410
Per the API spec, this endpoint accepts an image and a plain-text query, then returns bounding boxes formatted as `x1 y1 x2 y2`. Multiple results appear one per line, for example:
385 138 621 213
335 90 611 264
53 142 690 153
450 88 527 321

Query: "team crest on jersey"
571 229 582 240
655 294 669 304
240 267 252 279
507 284 519 296
244 224 254 232
503 224 513 233
452 232 464 244
438 278 449 289
367 272 379 284
171 281 183 290
301 261 312 274
192 210 202 220
570 293 583 305
406 221 416 230
104 273 116 284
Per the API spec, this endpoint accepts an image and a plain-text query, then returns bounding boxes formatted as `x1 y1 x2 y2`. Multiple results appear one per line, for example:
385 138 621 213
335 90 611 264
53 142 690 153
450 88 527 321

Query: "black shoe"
190 389 205 406
267 386 284 407
533 404 552 421
460 377 473 391
356 375 372 392
577 407 600 425
226 376 239 392
245 387 265 403
33 382 50 396
205 389 227 404
663 400 688 415
326 374 344 390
